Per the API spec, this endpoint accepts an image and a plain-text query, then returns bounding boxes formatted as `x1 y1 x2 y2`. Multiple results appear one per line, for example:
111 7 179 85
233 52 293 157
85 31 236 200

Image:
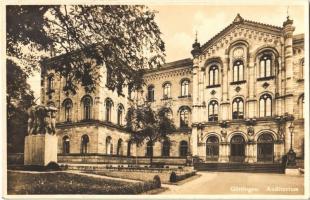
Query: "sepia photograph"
2 0 309 199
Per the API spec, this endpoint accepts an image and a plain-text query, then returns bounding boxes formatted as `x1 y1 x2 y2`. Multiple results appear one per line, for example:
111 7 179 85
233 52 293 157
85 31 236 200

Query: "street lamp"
287 121 296 167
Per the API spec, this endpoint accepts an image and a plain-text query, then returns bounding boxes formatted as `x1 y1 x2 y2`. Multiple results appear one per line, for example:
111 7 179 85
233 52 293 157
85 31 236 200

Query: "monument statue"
27 105 57 135
24 104 58 166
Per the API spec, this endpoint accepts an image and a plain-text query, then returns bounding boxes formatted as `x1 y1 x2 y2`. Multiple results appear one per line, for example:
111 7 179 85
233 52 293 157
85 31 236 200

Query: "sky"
28 4 306 99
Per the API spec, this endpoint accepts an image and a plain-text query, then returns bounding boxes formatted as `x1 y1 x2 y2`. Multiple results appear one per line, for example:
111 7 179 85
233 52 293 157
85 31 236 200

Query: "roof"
200 14 283 52
293 34 304 46
145 58 192 74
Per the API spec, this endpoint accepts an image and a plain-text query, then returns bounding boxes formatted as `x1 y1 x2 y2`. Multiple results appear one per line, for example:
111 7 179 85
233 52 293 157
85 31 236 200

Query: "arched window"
208 100 219 122
63 136 70 154
206 136 219 161
163 82 171 99
299 94 304 119
81 134 89 154
233 60 244 82
162 140 170 157
106 136 113 155
181 80 189 96
146 141 153 157
63 99 73 122
117 104 124 125
232 97 244 119
47 74 54 92
209 65 219 86
105 99 113 122
147 85 155 102
180 141 188 157
116 139 123 156
127 140 132 157
82 96 92 120
259 94 272 117
180 108 189 127
259 55 272 78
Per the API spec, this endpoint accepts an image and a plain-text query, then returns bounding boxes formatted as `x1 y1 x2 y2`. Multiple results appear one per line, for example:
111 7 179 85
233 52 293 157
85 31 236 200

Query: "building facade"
41 14 304 165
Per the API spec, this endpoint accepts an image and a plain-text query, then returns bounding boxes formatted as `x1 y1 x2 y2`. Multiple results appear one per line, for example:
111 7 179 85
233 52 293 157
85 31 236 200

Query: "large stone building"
41 14 304 165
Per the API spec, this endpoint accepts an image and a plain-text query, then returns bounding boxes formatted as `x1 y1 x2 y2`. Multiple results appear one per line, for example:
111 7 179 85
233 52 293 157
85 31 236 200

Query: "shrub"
169 171 177 182
45 162 60 171
153 175 161 188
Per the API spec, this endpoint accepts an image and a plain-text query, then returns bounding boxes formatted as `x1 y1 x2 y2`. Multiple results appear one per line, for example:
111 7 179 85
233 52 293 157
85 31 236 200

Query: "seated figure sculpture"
27 105 57 135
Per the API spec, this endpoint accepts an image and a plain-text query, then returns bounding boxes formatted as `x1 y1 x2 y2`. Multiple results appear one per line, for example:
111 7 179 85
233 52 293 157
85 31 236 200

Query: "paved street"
161 172 304 195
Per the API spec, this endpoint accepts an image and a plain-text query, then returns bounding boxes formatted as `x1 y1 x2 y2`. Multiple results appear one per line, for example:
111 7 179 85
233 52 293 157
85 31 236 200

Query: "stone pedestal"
285 168 300 176
24 134 58 166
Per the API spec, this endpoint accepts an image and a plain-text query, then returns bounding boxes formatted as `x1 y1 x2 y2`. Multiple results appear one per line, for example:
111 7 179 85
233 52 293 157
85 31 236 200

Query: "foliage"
7 60 35 153
153 175 161 188
7 171 160 194
126 103 176 164
169 171 177 182
7 5 165 95
169 171 196 183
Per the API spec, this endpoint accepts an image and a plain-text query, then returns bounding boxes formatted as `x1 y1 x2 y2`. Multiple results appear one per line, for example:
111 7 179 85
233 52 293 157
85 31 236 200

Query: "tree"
126 103 176 166
7 60 35 153
7 5 165 95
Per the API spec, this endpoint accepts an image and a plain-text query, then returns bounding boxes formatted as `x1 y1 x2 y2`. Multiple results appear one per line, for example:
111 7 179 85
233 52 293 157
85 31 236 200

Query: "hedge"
169 171 196 183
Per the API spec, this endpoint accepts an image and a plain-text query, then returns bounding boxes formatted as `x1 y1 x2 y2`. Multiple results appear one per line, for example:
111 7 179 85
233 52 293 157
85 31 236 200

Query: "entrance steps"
194 162 284 173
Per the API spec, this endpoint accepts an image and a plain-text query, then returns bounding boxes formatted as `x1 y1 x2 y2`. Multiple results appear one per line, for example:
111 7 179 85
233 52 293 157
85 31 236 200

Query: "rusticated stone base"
285 168 300 176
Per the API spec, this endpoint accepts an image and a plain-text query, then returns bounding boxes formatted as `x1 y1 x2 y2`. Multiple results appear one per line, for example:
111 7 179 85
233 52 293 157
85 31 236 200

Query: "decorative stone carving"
211 90 216 95
235 86 241 92
247 126 255 136
27 105 58 135
233 47 244 58
220 128 227 141
263 82 270 89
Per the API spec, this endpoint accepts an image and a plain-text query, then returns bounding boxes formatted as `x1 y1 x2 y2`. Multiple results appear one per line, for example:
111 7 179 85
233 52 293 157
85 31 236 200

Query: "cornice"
200 17 283 55
144 67 192 82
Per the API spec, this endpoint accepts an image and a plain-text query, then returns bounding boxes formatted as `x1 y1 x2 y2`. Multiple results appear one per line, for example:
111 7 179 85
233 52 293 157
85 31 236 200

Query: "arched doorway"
230 135 245 162
206 136 219 161
257 133 274 162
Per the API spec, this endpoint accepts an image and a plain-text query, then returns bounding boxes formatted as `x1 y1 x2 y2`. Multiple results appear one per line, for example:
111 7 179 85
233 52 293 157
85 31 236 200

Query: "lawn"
7 171 158 194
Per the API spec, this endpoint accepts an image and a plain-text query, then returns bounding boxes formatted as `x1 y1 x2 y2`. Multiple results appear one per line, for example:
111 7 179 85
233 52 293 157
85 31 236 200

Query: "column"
191 127 198 156
283 17 295 115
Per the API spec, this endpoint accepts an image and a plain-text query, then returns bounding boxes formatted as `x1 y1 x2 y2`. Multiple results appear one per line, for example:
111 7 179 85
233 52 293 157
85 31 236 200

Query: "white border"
1 0 309 199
